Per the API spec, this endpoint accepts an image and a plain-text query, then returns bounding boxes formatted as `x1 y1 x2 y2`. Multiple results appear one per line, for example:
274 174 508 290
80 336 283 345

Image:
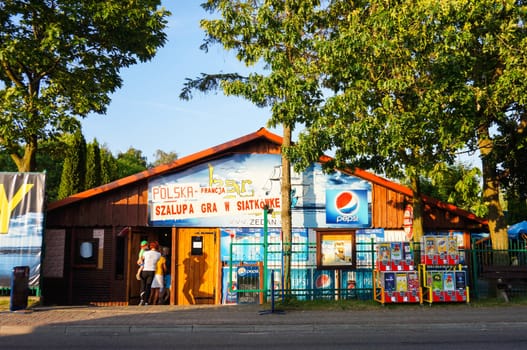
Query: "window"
317 231 356 268
74 239 98 268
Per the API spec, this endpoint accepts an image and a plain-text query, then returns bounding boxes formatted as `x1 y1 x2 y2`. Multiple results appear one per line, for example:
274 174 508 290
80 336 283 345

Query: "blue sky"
81 1 479 168
81 2 276 163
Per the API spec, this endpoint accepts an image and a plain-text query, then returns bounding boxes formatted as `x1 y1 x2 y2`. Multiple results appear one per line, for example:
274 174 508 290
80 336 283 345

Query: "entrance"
176 228 218 305
129 229 172 305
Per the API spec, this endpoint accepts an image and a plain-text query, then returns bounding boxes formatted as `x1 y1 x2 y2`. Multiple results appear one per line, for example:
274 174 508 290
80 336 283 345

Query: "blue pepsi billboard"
326 189 369 227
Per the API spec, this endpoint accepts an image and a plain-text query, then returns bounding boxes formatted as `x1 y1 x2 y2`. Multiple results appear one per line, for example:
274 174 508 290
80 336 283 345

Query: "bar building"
43 128 487 305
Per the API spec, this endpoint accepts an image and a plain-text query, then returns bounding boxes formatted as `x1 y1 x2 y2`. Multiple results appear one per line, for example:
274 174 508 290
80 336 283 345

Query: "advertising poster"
383 272 396 291
377 243 391 263
219 227 308 265
356 228 384 268
396 273 408 292
424 237 436 258
320 233 353 266
0 173 46 287
455 271 467 290
221 266 237 304
443 272 455 291
407 272 420 292
432 272 443 291
148 154 371 228
314 270 335 297
391 242 403 262
325 189 369 227
236 265 260 304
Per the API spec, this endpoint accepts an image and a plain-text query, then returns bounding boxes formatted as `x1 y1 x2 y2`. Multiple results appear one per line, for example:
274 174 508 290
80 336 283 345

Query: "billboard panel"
148 154 371 228
0 173 46 287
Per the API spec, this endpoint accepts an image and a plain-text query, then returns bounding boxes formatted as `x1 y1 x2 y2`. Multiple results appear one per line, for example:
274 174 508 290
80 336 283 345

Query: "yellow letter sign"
0 184 34 234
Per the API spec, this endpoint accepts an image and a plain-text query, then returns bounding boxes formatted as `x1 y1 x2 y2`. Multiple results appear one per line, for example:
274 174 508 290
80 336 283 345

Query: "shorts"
151 274 164 289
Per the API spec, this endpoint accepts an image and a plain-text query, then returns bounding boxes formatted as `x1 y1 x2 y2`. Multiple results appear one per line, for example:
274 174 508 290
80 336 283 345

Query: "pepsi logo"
334 191 359 215
315 273 331 288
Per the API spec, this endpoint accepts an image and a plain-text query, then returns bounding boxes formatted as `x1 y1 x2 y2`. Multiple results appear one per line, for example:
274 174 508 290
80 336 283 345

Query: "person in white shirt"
139 242 161 305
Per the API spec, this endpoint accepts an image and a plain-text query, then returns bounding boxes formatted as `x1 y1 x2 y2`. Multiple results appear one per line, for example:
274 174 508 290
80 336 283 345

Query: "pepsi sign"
325 189 369 226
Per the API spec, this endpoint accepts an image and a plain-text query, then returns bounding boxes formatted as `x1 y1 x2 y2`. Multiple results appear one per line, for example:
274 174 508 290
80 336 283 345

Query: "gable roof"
46 128 487 226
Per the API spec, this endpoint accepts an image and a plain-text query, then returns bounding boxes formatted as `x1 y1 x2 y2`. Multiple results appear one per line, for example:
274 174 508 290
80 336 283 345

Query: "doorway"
129 229 172 305
176 228 218 305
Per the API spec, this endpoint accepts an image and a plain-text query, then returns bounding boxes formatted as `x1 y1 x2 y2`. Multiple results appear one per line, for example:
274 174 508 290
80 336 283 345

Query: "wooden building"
43 128 487 306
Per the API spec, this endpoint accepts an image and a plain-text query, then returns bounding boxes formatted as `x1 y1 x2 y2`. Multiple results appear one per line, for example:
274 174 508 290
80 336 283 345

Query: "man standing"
139 242 161 305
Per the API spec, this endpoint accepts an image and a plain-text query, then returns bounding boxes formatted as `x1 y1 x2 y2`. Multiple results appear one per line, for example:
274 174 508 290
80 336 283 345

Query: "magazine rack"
373 242 421 304
419 236 469 305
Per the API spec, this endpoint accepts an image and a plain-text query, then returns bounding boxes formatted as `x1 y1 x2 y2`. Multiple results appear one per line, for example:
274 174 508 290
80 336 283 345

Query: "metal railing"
227 239 376 303
228 237 527 303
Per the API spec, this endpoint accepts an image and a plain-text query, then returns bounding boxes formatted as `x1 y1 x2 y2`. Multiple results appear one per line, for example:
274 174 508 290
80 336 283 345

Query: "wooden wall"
46 183 149 228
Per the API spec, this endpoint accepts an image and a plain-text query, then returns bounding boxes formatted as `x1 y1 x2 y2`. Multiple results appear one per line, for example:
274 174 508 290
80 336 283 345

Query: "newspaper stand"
374 242 421 305
420 236 469 305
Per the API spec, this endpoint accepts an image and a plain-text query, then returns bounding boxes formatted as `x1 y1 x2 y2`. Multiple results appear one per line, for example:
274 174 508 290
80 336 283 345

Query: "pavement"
2 302 527 336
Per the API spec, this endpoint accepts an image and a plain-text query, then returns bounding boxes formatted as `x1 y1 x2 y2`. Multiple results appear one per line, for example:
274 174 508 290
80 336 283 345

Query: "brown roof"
46 127 487 226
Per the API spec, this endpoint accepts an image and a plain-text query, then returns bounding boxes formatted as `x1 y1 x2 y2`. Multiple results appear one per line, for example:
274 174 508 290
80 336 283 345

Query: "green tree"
2 139 66 201
100 145 118 185
0 151 17 172
285 1 468 243
151 149 178 167
115 147 148 179
85 139 102 189
420 162 486 218
182 0 324 296
36 138 68 202
285 1 525 249
0 1 169 172
57 130 86 200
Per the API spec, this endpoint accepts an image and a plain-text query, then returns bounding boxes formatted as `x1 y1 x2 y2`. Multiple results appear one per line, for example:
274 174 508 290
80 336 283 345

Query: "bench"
480 265 527 280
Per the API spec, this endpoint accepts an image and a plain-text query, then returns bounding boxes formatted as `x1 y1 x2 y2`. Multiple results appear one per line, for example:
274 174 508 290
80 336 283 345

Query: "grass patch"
0 296 41 311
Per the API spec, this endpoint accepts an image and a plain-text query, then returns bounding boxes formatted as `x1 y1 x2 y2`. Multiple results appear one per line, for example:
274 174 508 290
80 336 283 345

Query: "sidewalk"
2 303 527 336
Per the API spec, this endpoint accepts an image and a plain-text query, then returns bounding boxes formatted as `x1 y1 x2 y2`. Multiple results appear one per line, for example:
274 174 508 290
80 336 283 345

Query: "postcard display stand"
374 242 421 304
419 236 469 304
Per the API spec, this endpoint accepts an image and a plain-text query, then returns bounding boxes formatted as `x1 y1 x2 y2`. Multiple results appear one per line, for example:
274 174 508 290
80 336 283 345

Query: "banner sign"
148 154 371 228
0 172 46 287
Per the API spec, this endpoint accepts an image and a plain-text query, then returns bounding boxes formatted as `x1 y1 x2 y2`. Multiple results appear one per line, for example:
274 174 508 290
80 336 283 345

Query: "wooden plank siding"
46 184 148 228
69 227 128 305
371 184 409 230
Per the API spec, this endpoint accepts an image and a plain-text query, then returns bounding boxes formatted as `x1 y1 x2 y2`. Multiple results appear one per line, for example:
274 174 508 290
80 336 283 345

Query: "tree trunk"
10 137 37 172
281 124 292 295
478 125 508 251
410 175 424 244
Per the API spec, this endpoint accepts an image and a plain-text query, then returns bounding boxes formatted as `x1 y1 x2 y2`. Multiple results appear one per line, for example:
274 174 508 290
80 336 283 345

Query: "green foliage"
35 139 68 202
420 162 487 217
57 130 86 200
115 147 148 179
0 1 170 171
85 139 102 189
100 146 118 185
184 0 325 129
151 149 178 167
0 151 17 172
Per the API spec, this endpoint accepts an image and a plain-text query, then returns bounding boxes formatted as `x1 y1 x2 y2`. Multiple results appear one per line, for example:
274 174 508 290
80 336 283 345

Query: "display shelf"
373 242 421 305
418 262 470 305
374 270 421 304
421 235 460 266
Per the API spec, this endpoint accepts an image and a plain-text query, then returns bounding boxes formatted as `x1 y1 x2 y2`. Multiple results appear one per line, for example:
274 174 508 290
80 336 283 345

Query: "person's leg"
139 271 147 305
149 288 159 305
144 271 155 305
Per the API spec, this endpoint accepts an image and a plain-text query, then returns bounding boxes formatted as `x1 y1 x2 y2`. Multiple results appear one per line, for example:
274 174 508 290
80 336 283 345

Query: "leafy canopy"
0 0 170 171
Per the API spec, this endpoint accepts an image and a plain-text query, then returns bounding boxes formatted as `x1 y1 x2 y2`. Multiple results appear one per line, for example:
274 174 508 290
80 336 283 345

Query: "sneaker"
139 300 144 306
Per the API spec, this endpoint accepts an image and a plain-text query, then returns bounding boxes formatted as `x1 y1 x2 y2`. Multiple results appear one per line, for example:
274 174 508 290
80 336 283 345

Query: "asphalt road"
1 304 527 349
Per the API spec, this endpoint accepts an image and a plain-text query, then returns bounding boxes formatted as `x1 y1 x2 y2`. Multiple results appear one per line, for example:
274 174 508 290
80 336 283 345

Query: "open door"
177 228 218 305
